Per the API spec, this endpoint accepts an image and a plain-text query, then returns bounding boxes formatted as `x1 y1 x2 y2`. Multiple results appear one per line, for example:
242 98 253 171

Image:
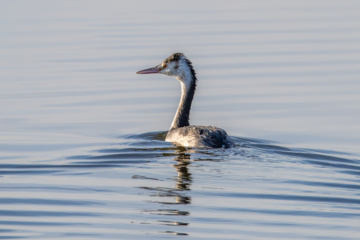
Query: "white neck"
169 64 196 130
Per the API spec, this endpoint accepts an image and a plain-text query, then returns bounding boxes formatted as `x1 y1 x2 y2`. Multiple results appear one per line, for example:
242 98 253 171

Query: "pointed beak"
136 66 162 74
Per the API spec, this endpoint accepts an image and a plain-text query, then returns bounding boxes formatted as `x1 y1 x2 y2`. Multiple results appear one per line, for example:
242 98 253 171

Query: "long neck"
170 75 196 130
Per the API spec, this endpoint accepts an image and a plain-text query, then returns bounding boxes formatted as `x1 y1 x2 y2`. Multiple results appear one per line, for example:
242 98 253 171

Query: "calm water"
1 1 360 239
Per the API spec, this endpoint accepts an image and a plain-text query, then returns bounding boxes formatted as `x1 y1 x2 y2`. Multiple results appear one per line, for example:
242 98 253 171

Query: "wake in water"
122 131 358 166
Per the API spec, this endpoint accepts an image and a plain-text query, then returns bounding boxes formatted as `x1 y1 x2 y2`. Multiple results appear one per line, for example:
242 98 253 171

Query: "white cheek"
162 67 176 76
160 68 169 75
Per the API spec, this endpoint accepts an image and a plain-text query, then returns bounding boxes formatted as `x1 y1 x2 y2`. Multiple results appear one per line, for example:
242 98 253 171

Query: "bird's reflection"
139 150 192 206
138 149 193 235
172 152 192 204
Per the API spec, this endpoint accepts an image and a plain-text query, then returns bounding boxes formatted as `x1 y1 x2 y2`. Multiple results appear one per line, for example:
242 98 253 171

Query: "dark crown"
164 53 184 64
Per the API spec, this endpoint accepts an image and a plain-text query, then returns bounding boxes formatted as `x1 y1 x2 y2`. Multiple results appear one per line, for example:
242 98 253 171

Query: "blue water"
1 1 360 239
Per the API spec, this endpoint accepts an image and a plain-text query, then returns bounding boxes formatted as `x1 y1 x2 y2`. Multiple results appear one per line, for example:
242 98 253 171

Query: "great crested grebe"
137 53 234 148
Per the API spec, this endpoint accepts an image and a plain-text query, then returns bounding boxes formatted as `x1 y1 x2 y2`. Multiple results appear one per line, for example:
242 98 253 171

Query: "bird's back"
166 126 235 148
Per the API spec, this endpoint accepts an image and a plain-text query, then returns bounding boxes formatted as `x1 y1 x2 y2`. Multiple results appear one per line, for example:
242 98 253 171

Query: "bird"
136 53 234 148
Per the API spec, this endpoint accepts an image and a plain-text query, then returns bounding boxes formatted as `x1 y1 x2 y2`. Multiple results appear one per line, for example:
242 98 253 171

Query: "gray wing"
194 126 234 148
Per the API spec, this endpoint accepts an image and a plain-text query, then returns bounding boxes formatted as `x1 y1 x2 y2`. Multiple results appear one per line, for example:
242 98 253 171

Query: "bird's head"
137 53 196 85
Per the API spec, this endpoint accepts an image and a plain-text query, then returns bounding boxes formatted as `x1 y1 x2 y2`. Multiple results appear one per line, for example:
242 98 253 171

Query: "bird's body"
137 53 234 148
166 126 234 148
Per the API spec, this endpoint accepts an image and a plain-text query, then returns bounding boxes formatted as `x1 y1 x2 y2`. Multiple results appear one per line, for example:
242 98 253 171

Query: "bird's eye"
163 64 167 69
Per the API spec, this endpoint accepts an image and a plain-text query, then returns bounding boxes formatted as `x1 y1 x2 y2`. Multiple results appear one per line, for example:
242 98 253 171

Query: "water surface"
1 1 360 239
